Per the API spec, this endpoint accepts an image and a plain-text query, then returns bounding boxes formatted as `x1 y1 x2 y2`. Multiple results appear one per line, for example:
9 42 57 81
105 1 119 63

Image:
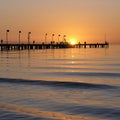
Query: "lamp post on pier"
19 31 21 45
6 29 10 44
28 32 31 45
105 32 107 44
45 33 47 44
58 34 60 43
28 32 31 49
63 35 66 43
51 34 55 44
52 34 55 42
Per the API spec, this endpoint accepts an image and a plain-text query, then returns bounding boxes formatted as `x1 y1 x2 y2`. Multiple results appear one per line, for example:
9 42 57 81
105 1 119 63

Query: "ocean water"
0 45 120 120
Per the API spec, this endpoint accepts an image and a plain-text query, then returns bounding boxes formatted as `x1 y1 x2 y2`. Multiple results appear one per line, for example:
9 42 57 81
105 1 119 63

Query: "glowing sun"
70 39 77 45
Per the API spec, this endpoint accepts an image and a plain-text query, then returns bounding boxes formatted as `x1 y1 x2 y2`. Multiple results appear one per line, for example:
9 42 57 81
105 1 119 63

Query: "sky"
0 0 120 44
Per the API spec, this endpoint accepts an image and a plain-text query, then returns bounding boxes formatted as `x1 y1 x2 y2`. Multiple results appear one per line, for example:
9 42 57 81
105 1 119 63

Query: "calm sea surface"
0 45 120 120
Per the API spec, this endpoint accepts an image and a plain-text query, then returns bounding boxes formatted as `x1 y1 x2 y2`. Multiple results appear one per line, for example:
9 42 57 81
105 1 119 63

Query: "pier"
0 30 109 51
0 42 109 51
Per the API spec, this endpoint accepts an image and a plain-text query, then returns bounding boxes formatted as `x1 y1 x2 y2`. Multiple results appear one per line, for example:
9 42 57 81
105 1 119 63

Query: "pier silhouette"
0 42 109 51
0 30 109 51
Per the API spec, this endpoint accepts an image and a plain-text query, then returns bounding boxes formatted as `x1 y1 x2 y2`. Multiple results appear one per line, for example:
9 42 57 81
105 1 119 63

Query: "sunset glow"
0 1 120 120
70 39 77 45
0 0 120 44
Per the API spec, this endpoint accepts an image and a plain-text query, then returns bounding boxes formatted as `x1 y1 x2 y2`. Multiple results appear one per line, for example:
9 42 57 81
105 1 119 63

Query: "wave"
53 72 120 78
0 102 120 120
0 103 95 120
0 78 117 90
51 103 120 120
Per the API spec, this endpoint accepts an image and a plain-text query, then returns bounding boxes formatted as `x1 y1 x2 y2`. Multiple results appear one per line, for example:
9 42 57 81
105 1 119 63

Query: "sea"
0 45 120 120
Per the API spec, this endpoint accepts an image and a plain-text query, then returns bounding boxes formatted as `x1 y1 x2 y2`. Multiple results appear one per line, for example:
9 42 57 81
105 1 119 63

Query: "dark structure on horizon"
0 41 109 51
0 30 109 51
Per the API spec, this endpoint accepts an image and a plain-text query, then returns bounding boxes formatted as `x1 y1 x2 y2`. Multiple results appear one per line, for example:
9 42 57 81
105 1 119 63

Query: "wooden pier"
0 42 109 51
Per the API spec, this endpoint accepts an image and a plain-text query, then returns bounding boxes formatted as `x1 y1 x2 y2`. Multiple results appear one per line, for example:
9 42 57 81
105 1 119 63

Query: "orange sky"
0 0 120 44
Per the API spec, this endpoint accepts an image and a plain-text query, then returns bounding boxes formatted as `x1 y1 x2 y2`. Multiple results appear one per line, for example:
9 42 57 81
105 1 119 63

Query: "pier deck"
0 42 109 51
